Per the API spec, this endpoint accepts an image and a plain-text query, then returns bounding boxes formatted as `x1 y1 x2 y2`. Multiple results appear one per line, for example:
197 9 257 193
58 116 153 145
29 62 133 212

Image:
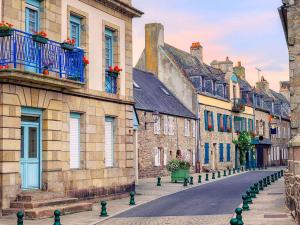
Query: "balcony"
0 29 85 88
232 98 245 112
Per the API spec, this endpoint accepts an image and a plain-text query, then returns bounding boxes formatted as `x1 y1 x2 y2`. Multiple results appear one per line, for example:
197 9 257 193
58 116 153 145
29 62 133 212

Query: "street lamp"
144 110 160 129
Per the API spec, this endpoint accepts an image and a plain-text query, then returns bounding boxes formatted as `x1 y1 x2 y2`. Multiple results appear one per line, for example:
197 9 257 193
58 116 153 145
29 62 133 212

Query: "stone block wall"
137 110 196 178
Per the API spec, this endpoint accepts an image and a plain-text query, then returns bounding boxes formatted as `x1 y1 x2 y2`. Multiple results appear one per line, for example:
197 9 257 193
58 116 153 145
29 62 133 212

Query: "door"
25 3 39 72
20 120 40 189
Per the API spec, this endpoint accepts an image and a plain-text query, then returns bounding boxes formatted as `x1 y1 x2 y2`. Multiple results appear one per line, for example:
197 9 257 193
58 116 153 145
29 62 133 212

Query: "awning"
251 138 271 145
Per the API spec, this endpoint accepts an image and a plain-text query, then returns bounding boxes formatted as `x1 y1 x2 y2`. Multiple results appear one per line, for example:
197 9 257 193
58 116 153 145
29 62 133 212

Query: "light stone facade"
0 0 142 212
136 110 196 178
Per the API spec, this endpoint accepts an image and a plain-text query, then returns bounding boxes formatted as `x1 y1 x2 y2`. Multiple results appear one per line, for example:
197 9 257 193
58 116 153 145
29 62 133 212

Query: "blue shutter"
204 143 209 164
227 144 231 161
217 114 220 132
105 28 114 68
219 143 224 162
211 112 214 131
70 15 81 47
204 111 208 130
223 115 227 132
230 116 232 131
252 119 255 132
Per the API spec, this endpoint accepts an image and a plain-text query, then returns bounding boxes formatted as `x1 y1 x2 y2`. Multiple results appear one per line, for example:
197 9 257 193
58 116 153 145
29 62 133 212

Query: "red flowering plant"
34 31 47 38
0 21 13 31
108 65 122 74
63 38 75 46
0 64 9 69
83 56 89 66
208 124 213 131
32 31 48 44
61 38 76 51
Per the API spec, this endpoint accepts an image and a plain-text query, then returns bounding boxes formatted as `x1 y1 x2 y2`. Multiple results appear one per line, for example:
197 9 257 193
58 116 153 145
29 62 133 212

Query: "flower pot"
171 169 190 183
60 42 75 51
0 29 13 37
108 71 119 78
43 69 49 75
32 35 48 44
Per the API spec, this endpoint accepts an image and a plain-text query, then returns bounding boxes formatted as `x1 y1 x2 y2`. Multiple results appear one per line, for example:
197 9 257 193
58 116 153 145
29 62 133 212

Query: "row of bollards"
230 169 284 224
16 209 62 225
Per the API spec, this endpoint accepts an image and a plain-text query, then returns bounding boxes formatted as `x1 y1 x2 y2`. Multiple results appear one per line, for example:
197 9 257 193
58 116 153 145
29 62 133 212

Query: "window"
256 120 259 135
168 116 175 135
191 120 196 137
204 110 214 131
218 114 225 132
204 143 209 164
154 148 161 166
248 119 254 132
70 113 81 169
226 144 231 161
25 0 40 34
105 28 117 94
153 115 161 134
160 87 170 96
133 80 140 88
184 119 190 137
219 143 224 162
70 15 81 47
277 126 281 138
163 148 167 166
105 117 114 167
164 115 168 135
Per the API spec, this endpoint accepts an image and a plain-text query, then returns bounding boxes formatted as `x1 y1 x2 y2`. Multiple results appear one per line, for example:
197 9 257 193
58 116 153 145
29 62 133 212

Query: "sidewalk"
242 177 295 225
0 169 245 225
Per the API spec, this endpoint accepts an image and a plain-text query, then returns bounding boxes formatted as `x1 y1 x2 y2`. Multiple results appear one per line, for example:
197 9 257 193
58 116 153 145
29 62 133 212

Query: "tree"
233 131 255 165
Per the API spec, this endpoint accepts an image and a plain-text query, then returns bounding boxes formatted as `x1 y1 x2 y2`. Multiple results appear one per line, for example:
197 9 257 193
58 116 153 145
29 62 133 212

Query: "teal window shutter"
252 119 255 132
211 112 214 131
230 116 232 131
204 143 209 163
105 28 114 69
219 143 224 162
217 114 220 132
223 115 227 132
70 15 81 47
204 111 208 130
227 144 231 161
25 0 40 34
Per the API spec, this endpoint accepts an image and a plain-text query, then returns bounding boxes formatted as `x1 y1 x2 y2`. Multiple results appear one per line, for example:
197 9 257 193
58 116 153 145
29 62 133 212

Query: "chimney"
190 42 203 63
145 23 164 75
233 61 246 80
256 76 269 91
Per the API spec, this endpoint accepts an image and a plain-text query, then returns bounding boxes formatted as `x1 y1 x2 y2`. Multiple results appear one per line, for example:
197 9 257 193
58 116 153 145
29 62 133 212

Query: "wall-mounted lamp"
144 111 160 129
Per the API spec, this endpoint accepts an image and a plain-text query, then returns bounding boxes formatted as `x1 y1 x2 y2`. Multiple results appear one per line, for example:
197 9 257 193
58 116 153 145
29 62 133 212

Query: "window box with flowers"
227 127 232 133
32 31 48 44
208 124 213 131
61 38 75 51
0 21 13 37
107 65 122 77
167 159 190 183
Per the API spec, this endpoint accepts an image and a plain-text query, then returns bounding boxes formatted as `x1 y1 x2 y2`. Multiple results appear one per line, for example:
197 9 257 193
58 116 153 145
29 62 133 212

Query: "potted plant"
43 66 49 75
167 159 190 183
0 21 13 37
32 31 48 44
208 124 213 131
108 65 122 77
0 64 9 69
61 38 75 51
83 56 89 67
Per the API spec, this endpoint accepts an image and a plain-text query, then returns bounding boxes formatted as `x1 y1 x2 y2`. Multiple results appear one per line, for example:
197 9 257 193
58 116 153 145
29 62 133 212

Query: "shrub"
166 159 190 172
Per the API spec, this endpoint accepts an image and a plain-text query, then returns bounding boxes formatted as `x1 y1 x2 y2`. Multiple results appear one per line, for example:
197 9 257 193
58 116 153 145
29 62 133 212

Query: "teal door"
21 120 40 189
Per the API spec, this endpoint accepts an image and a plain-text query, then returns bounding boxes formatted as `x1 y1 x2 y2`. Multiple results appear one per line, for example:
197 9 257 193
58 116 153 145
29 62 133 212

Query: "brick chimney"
145 23 164 75
233 61 246 80
190 42 203 63
256 76 269 91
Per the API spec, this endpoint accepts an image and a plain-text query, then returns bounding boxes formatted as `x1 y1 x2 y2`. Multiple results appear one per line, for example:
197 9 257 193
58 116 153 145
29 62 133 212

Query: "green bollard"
259 180 264 191
278 171 281 178
233 168 236 174
189 176 194 185
235 208 244 225
205 173 209 181
241 166 244 172
17 211 24 225
129 191 135 205
271 174 275 183
237 167 240 173
229 169 232 175
263 178 267 187
267 176 271 185
212 172 215 179
53 210 61 225
183 177 188 186
246 190 252 204
254 183 259 194
250 186 256 198
100 201 108 217
218 171 221 178
275 173 278 181
230 218 239 225
157 176 161 186
281 170 284 177
198 175 202 183
242 195 249 211
223 170 227 177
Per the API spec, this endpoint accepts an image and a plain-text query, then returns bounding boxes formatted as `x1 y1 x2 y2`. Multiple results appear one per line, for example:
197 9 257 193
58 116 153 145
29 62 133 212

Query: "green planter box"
0 29 13 37
32 35 48 44
60 42 75 51
171 169 190 183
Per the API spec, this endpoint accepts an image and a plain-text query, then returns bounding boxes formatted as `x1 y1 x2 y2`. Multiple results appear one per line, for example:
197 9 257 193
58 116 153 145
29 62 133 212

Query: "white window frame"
184 119 190 137
163 115 168 135
153 115 161 134
70 114 81 169
163 148 167 166
154 147 161 166
105 117 114 167
192 120 196 137
168 116 175 135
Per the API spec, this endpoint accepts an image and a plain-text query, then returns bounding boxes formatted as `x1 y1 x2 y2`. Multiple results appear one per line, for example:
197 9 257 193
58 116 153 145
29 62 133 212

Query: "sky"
132 0 289 91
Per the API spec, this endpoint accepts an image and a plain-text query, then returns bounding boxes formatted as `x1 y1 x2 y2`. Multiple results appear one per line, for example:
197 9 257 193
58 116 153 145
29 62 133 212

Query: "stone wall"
137 110 196 178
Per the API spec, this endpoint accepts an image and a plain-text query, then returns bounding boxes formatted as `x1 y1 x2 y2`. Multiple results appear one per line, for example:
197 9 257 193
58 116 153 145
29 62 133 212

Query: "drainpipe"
196 92 201 173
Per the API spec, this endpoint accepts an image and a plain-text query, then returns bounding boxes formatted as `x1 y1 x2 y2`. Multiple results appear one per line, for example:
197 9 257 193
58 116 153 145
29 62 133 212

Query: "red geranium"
109 65 122 73
83 56 89 65
63 38 75 45
35 31 47 38
0 21 13 30
0 64 9 69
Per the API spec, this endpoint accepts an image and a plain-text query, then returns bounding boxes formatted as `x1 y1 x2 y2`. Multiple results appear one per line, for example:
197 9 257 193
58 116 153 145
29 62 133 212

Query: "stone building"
0 0 142 218
133 68 196 178
280 81 291 102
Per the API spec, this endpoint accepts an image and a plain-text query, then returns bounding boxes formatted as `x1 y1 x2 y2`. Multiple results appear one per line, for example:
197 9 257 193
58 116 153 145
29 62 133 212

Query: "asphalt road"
116 171 275 217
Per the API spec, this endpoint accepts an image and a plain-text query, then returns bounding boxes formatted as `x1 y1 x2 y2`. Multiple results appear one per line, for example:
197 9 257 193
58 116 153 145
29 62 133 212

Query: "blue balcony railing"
105 70 117 94
0 29 85 82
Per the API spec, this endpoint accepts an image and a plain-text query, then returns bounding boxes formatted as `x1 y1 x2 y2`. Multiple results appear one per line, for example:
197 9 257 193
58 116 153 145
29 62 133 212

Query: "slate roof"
133 68 196 119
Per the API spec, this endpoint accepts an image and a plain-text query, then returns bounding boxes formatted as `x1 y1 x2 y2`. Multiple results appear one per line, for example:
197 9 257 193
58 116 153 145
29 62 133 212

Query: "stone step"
10 197 78 209
3 202 93 219
16 191 64 202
